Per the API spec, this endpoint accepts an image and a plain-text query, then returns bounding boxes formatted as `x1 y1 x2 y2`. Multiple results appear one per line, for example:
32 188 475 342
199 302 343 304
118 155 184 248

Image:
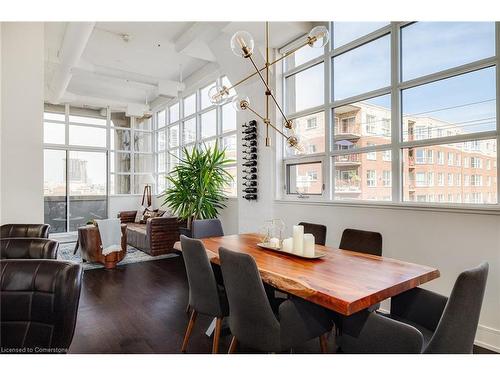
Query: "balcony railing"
334 123 361 139
335 180 361 192
335 154 361 164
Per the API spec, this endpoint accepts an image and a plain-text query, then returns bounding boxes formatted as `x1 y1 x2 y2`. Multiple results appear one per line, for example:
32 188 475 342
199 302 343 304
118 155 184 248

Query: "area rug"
57 242 179 271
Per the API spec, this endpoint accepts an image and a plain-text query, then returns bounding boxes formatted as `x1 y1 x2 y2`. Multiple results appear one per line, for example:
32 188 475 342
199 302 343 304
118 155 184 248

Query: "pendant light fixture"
208 22 329 151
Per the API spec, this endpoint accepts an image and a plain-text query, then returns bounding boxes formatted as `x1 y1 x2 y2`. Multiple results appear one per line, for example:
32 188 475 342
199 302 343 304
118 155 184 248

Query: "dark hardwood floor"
69 256 496 354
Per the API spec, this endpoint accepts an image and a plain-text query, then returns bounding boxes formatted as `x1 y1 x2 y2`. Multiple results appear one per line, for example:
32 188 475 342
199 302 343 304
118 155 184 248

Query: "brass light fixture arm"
222 36 315 95
245 104 290 140
247 54 290 127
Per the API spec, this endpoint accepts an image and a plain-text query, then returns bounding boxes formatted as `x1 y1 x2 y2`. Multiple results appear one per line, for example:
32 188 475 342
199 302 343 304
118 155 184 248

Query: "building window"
366 114 377 134
438 173 444 186
382 170 392 187
367 170 376 187
281 21 498 207
306 117 317 129
416 172 426 187
437 151 444 165
471 175 483 186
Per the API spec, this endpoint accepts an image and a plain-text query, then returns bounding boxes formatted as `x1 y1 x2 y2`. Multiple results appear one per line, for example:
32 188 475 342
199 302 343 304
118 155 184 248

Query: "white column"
1 22 44 223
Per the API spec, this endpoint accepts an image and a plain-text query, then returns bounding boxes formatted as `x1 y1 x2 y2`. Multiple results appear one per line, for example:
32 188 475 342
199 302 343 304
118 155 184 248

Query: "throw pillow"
140 208 159 223
161 209 173 217
134 206 147 223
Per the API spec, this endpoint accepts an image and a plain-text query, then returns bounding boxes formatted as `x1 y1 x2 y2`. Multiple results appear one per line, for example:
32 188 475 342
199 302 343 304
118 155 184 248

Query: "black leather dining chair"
191 219 224 239
1 238 59 259
0 259 83 353
298 222 327 246
340 262 489 353
180 235 228 353
219 247 333 353
0 224 50 239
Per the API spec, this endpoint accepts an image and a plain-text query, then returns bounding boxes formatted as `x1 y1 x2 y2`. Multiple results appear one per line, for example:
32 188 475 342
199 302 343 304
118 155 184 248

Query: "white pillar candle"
292 225 304 255
269 237 280 248
303 233 315 257
282 237 293 253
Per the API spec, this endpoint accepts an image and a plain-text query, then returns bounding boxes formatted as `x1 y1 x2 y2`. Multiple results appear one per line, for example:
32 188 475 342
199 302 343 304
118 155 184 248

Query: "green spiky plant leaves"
160 141 235 229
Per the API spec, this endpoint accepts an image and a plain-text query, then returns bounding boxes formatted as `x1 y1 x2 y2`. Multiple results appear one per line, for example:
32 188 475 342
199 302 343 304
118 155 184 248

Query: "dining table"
174 233 440 316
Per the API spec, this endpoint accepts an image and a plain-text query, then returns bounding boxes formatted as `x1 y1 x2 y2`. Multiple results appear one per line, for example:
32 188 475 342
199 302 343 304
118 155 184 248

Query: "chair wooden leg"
212 317 223 354
228 336 238 354
181 310 198 353
319 334 329 354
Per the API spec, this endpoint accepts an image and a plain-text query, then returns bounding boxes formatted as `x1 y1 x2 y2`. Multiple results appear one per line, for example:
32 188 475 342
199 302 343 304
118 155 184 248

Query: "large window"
282 22 498 207
154 75 238 197
44 104 153 208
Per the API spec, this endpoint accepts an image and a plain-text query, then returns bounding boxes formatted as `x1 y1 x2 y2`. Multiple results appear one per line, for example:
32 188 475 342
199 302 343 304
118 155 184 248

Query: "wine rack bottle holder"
242 119 258 201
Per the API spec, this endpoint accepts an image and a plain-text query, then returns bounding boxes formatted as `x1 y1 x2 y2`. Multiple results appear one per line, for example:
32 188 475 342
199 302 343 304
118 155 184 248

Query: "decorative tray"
256 243 327 259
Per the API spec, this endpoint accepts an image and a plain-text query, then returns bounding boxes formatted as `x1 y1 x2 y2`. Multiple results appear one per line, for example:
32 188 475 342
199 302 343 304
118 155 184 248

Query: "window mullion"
496 21 500 205
391 22 402 203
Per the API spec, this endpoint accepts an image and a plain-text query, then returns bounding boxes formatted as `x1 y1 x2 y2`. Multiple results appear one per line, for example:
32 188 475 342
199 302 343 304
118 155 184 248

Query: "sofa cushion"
126 223 147 236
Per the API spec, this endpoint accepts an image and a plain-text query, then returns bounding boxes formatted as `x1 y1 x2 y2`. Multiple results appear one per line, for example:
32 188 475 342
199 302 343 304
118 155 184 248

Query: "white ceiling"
44 21 313 112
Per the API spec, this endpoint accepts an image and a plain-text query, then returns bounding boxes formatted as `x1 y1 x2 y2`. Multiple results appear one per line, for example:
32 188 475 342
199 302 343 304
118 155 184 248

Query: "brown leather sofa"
1 224 50 239
118 210 186 256
0 238 59 259
0 259 82 353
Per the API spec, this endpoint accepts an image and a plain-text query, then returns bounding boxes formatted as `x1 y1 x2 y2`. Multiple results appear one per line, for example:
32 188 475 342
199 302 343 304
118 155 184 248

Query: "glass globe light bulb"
284 119 295 131
308 25 329 48
230 31 255 57
231 95 250 112
286 134 304 154
208 84 229 105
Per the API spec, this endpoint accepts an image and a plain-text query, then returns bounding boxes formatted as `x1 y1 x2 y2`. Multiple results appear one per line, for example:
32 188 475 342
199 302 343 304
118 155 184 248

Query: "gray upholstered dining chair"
339 228 382 256
340 262 489 353
180 235 228 353
339 228 383 313
219 247 333 353
298 222 327 246
187 218 225 315
191 219 224 239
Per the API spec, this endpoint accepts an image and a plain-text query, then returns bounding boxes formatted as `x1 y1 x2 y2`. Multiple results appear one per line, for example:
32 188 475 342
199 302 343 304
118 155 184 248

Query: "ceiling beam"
62 91 150 113
48 22 95 103
174 22 229 62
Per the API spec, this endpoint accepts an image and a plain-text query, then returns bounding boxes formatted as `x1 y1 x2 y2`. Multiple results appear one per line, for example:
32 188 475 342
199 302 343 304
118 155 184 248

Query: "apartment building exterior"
292 102 497 204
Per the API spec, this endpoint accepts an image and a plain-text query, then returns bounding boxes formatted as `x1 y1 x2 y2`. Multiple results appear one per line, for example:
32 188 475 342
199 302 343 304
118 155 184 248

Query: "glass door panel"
43 149 67 234
68 151 107 231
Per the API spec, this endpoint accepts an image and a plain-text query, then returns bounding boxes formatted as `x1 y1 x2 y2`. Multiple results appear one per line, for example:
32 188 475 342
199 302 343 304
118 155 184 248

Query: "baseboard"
475 324 500 353
378 308 500 353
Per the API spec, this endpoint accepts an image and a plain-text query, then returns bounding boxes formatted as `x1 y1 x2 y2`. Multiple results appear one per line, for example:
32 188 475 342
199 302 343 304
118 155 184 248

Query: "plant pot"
179 227 192 238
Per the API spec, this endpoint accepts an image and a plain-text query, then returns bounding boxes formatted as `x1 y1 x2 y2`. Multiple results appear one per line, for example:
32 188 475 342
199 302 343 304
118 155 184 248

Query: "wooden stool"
75 224 127 269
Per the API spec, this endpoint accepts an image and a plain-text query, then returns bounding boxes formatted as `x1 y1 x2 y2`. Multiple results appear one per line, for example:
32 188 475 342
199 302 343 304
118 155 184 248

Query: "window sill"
274 198 500 216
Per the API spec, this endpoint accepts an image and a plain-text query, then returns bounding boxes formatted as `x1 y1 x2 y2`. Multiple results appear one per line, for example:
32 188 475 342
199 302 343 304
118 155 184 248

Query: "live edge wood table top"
174 233 440 316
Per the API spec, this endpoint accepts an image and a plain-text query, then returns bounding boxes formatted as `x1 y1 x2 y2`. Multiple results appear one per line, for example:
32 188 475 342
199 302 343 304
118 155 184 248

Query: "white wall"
1 23 44 224
0 22 2 221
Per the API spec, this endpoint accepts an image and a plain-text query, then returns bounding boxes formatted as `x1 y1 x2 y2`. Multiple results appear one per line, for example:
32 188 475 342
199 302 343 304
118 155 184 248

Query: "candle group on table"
281 225 315 257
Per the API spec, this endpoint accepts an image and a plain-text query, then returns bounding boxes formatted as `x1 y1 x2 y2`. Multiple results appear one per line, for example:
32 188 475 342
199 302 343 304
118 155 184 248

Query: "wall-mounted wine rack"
242 119 258 201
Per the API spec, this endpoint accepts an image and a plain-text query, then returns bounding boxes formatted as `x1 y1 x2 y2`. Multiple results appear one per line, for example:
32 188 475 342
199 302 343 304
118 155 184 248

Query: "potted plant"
160 142 234 237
